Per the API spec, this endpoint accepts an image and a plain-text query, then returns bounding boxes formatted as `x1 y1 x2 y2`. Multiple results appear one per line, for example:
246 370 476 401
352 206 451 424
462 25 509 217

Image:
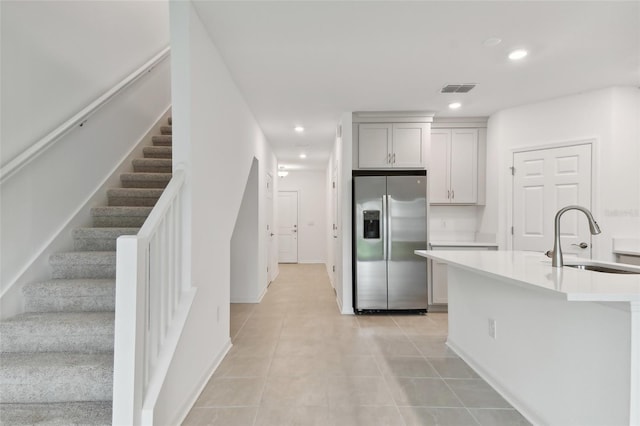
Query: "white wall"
480 86 640 261
335 113 354 314
230 159 261 302
0 0 170 167
278 170 327 264
448 266 631 425
0 1 171 317
430 206 479 242
157 2 277 424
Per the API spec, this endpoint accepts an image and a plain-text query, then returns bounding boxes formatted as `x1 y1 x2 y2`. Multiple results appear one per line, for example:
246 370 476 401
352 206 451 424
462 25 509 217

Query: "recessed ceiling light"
449 102 462 110
294 126 304 132
483 37 502 47
508 49 528 60
278 171 289 177
299 153 307 159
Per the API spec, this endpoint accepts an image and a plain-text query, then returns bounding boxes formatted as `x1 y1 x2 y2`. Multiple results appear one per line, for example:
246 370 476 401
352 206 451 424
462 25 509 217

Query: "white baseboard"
447 339 540 426
169 338 233 426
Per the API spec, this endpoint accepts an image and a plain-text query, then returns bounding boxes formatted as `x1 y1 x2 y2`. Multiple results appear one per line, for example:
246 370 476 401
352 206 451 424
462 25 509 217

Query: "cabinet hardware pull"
388 153 391 164
393 153 396 164
447 190 450 199
451 190 454 199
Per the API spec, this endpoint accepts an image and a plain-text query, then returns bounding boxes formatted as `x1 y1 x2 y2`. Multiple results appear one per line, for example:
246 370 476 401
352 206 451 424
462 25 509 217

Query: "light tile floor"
183 264 531 426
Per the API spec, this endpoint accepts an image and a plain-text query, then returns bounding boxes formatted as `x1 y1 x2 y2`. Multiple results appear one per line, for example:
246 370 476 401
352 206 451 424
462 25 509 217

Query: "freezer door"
354 176 387 310
387 175 428 309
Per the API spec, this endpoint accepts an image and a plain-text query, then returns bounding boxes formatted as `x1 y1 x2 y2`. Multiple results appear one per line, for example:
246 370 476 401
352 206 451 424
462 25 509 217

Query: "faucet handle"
545 250 553 258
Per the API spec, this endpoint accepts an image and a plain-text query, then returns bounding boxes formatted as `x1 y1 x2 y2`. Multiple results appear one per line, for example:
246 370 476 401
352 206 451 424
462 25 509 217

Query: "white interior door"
278 191 298 263
513 144 592 259
266 173 274 282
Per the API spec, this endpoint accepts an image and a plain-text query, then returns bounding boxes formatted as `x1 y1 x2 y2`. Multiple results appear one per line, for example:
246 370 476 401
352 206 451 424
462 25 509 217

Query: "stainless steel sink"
565 262 640 274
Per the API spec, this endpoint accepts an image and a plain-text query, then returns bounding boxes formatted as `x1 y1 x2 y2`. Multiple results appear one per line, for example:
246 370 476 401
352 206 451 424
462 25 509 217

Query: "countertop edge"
414 250 640 303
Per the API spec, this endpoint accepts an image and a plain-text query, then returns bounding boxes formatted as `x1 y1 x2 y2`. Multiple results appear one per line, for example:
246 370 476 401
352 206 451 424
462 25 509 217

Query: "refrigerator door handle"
382 195 391 260
382 194 388 261
386 195 392 259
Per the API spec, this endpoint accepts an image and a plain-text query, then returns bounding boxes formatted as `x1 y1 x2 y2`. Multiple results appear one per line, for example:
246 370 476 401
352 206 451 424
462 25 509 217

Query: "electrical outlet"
488 318 497 339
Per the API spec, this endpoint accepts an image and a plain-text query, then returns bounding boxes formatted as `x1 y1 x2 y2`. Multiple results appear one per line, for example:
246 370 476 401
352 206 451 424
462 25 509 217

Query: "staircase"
0 117 173 425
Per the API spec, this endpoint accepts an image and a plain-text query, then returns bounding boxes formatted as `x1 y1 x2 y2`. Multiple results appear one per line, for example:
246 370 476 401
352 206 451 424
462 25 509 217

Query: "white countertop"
429 241 499 248
414 250 640 303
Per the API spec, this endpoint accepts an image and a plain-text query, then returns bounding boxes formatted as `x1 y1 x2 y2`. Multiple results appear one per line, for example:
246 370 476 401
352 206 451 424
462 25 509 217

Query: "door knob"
572 242 589 249
270 233 275 236
292 229 297 233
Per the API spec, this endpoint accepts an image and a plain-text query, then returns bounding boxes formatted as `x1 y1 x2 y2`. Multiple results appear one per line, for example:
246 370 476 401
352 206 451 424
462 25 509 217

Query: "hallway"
183 264 530 425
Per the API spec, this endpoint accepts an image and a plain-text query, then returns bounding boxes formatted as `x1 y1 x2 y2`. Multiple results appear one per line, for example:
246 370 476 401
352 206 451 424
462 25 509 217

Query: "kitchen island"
415 250 640 426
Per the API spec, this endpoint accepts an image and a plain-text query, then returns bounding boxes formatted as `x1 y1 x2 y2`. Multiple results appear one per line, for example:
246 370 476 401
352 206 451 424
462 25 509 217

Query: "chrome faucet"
546 205 601 267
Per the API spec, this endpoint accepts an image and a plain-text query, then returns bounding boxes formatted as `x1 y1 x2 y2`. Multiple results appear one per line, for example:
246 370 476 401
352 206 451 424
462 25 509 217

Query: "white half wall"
278 170 327 264
156 2 277 424
0 0 170 166
480 86 640 261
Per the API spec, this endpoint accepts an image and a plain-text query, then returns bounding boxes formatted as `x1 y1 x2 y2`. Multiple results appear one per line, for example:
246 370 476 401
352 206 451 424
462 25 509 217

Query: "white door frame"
278 190 299 263
266 172 274 283
508 138 598 251
331 164 339 287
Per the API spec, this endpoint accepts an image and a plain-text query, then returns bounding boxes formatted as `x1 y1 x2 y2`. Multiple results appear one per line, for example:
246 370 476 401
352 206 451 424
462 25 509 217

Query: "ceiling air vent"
440 84 476 94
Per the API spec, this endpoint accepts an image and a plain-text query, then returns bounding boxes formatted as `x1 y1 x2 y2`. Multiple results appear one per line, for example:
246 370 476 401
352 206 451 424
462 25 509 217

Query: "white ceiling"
193 1 640 170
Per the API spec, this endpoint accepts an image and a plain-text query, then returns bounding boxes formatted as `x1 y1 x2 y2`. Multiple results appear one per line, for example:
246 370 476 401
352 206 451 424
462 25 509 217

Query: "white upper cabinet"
430 128 479 204
429 130 450 203
358 124 392 168
358 123 426 169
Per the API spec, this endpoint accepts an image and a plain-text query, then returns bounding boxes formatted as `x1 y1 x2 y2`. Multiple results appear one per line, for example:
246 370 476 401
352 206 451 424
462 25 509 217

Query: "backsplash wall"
429 205 480 242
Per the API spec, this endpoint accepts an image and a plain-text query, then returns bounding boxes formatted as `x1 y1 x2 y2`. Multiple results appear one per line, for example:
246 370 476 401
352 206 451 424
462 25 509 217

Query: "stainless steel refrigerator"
353 171 428 313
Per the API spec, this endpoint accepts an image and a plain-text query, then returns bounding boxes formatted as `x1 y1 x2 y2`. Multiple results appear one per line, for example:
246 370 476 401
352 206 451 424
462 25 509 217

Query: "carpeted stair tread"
132 158 171 173
91 206 152 227
0 114 173 417
107 188 164 207
142 146 172 159
73 227 139 251
23 279 115 313
120 172 172 188
0 312 114 353
49 252 116 280
0 352 113 403
151 135 172 146
0 401 112 425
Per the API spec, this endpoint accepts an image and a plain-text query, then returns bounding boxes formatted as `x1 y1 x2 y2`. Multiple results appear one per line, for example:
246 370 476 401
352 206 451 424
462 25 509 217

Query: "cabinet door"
392 123 425 168
359 124 392 168
449 129 478 204
429 129 451 203
431 260 448 304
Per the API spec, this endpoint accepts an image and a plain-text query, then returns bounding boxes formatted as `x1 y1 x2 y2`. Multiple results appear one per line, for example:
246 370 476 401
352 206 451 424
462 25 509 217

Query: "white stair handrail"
113 166 195 425
0 46 170 184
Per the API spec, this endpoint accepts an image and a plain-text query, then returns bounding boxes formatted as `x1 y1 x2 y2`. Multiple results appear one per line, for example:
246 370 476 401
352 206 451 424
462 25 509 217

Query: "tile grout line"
250 269 293 426
390 314 484 426
367 314 410 426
